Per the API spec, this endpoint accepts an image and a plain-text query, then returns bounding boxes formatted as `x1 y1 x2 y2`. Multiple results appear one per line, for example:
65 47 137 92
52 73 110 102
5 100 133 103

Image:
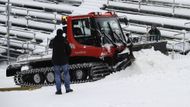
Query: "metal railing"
108 0 190 17
0 34 52 62
126 24 190 59
0 2 63 32
0 0 72 64
16 38 51 62
167 32 190 59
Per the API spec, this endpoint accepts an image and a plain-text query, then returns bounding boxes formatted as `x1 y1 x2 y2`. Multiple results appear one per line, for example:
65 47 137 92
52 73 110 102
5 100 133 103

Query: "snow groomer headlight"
21 65 30 71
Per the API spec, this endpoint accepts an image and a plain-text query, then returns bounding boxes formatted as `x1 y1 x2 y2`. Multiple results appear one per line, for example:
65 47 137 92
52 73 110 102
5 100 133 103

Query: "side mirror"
124 18 128 25
119 17 128 25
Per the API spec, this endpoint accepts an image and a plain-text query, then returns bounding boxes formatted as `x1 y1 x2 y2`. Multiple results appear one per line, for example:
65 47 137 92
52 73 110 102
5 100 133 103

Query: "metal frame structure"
6 0 10 64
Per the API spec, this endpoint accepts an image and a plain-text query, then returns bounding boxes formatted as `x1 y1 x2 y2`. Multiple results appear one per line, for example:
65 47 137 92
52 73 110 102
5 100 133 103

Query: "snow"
0 48 6 54
1 49 190 107
149 0 190 5
0 0 73 13
1 0 190 107
109 1 190 18
0 5 63 20
118 12 190 29
72 0 106 15
0 14 56 30
116 0 190 7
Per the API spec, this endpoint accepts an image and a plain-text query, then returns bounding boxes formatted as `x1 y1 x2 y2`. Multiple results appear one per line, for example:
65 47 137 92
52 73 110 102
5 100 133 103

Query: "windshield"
95 17 125 44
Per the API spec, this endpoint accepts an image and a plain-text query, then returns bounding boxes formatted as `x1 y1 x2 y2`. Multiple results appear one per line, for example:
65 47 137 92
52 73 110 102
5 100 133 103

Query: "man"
148 25 161 41
49 28 73 95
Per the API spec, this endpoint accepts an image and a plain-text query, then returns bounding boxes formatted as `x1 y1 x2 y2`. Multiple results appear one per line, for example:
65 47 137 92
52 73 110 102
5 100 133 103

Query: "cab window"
72 18 98 46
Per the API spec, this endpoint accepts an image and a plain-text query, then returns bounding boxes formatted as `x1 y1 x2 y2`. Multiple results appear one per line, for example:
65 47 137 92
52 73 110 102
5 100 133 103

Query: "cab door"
69 18 103 58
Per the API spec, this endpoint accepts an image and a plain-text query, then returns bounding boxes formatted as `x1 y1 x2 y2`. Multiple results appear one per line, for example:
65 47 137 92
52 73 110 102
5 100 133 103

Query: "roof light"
88 12 102 16
62 16 67 22
105 11 116 15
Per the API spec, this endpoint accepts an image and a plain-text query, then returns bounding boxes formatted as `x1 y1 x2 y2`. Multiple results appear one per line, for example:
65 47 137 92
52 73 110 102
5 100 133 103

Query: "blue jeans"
53 64 71 91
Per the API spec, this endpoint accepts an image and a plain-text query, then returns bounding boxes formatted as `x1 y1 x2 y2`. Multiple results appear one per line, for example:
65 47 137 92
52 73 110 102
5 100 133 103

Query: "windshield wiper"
113 31 127 46
96 22 117 47
102 32 117 47
107 22 117 43
107 22 127 46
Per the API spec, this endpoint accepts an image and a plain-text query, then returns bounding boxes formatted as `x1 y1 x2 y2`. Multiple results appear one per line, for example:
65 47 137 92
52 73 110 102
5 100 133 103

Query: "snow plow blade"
132 41 167 54
115 57 134 71
114 51 135 71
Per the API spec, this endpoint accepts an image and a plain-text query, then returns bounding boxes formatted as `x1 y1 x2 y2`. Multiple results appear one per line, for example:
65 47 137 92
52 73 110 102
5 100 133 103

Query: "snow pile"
0 49 190 107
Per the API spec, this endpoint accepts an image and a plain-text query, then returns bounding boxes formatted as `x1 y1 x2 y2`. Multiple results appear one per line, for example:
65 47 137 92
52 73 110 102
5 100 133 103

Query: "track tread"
14 62 111 87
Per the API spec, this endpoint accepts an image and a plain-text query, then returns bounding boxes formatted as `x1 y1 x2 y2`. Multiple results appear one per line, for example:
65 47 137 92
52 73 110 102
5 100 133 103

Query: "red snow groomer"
6 12 135 86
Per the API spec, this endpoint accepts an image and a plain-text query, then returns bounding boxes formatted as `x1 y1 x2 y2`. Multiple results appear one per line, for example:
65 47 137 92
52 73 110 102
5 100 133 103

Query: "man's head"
56 29 63 36
151 25 156 30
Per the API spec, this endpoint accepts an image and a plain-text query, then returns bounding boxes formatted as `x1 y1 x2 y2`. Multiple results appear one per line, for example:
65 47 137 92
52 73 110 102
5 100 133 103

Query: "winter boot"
66 89 73 93
55 90 62 95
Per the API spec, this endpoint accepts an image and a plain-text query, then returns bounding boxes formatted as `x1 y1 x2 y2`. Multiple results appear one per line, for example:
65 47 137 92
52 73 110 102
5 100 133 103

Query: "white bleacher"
0 0 73 13
0 43 23 54
0 0 78 59
0 4 64 21
107 0 190 41
120 0 190 6
148 0 190 6
0 47 6 54
0 25 50 41
118 12 190 30
0 35 47 53
111 0 190 53
124 24 190 40
0 14 57 30
1 0 190 59
108 1 190 18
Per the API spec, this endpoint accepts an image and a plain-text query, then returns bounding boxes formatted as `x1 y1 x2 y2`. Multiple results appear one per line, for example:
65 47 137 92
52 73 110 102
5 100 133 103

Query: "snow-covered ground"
1 49 190 107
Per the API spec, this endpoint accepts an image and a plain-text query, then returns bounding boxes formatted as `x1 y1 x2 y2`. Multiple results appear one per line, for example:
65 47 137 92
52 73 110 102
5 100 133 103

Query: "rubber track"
14 62 110 87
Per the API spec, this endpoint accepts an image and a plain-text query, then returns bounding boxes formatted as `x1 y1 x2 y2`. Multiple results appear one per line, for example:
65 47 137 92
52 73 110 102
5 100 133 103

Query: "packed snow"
0 49 190 107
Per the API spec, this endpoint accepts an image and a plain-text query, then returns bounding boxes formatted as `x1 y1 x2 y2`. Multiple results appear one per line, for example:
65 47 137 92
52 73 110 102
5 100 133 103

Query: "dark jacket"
49 34 71 65
148 28 161 36
148 27 161 41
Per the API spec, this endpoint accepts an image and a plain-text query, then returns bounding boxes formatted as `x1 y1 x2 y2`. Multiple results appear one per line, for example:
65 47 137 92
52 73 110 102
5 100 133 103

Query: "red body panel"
65 12 124 59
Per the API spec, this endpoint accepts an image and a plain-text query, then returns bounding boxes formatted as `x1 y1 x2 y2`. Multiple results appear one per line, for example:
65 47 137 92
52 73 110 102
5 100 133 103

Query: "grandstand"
105 0 190 53
0 0 190 61
0 0 80 60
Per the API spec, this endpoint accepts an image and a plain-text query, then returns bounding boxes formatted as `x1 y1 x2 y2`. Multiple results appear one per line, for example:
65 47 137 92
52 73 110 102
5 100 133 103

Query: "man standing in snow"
148 25 161 41
49 28 73 95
